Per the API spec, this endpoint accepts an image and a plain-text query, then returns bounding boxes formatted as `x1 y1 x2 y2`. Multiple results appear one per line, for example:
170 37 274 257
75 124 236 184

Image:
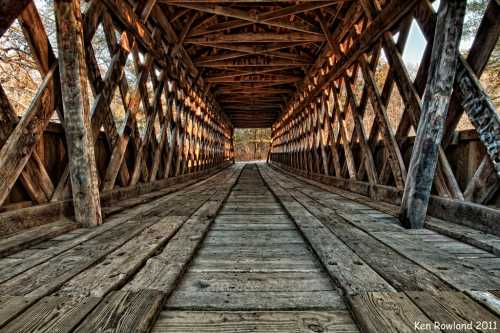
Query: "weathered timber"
124 165 242 292
400 0 466 229
349 292 434 333
151 311 358 333
55 0 102 227
258 165 395 295
73 290 164 333
0 296 101 333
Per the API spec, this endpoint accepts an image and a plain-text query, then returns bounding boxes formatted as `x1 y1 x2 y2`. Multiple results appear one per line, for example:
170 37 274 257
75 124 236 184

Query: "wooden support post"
230 127 235 163
150 88 172 181
55 0 102 227
399 0 466 229
413 0 500 203
175 105 186 177
331 84 357 179
165 120 178 178
323 92 342 177
318 96 329 176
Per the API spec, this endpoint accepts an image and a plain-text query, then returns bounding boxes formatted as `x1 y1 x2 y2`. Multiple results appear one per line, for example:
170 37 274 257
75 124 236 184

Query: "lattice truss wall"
0 0 234 224
270 0 500 213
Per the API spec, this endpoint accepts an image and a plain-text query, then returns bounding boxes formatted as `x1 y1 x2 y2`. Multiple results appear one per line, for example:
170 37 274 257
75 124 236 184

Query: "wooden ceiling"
156 0 351 128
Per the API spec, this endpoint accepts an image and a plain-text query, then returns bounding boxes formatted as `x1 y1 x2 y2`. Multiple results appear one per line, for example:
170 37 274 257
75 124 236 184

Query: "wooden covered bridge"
0 0 499 331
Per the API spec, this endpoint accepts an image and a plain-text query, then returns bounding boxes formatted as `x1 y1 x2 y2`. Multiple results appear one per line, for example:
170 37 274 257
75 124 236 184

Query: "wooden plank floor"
157 164 358 332
0 163 499 332
259 163 500 332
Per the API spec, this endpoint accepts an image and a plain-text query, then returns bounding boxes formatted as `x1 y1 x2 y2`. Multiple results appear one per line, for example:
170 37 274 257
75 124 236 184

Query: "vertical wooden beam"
150 85 172 181
175 105 186 176
399 0 466 229
55 0 102 227
318 96 330 176
323 91 342 177
331 84 358 179
164 92 178 178
230 127 235 163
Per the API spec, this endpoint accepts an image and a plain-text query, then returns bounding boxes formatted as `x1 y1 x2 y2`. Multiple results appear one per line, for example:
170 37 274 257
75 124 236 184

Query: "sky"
400 0 476 67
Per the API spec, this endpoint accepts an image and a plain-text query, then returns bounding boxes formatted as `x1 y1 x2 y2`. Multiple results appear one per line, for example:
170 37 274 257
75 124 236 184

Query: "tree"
234 128 271 161
463 0 499 108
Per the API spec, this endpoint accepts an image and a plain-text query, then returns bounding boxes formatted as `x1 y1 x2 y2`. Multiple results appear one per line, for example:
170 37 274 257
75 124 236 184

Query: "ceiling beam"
196 58 310 67
164 1 335 34
216 89 292 95
206 67 298 79
207 73 302 83
186 32 325 44
195 47 312 64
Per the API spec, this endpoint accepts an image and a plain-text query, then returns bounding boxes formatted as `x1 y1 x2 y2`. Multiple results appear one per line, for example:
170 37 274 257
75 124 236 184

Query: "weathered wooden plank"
212 222 294 231
0 220 78 258
271 164 500 283
166 291 346 311
218 205 284 215
203 229 303 245
152 310 359 333
0 186 189 284
165 164 344 313
195 243 314 259
190 258 322 273
226 193 276 202
273 163 500 255
349 292 435 333
425 218 500 256
440 0 500 201
176 271 334 292
259 165 395 295
370 231 500 291
0 296 101 333
57 216 187 298
74 290 164 333
407 291 499 330
124 166 242 292
0 219 152 298
293 194 449 292
466 290 500 317
0 165 235 289
0 295 37 328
